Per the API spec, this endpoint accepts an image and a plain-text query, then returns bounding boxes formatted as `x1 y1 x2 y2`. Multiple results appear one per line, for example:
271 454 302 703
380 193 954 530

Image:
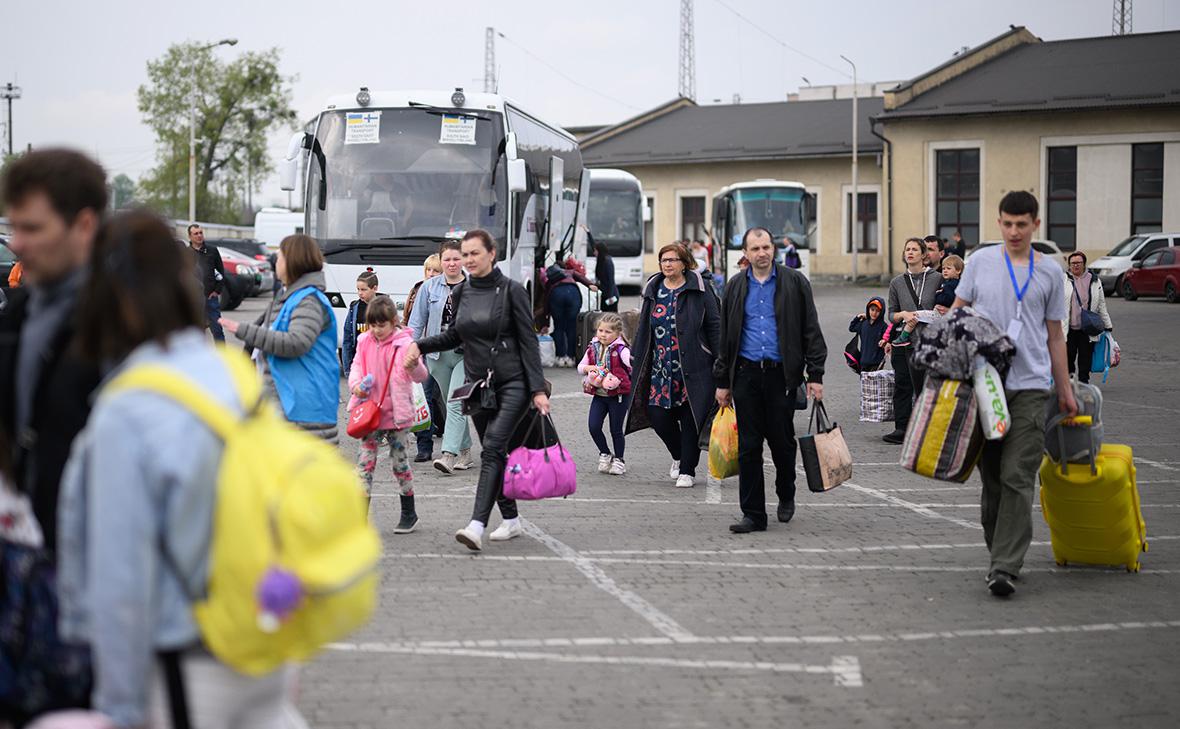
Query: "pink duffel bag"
503 413 577 500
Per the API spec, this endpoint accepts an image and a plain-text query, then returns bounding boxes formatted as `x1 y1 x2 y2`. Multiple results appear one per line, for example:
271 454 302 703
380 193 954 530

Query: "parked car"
1090 232 1179 296
1122 247 1180 303
968 239 1066 266
218 250 261 311
211 239 275 292
0 236 16 289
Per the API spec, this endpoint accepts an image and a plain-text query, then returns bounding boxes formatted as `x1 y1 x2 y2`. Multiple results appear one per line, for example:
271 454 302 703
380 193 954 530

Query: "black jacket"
416 268 546 395
625 270 721 436
0 288 102 555
191 243 226 296
848 296 888 370
713 264 827 392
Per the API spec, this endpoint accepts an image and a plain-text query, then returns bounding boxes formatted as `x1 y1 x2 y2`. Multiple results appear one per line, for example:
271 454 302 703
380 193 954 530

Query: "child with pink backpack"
347 295 430 530
576 313 632 475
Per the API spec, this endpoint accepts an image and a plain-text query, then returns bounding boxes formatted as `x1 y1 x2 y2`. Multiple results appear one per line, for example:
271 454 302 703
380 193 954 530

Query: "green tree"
137 43 297 222
111 173 137 209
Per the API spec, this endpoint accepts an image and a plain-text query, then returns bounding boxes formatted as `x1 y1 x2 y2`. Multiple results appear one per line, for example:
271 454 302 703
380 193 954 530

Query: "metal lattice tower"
484 27 496 93
678 0 696 101
1112 0 1132 35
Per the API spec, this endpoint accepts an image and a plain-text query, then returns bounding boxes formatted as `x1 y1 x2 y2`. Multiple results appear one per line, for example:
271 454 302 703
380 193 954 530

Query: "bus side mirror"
279 132 307 192
508 159 527 193
505 131 519 161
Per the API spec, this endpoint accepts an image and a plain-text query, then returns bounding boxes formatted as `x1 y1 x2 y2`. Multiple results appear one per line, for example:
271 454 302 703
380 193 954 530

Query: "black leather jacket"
416 268 546 394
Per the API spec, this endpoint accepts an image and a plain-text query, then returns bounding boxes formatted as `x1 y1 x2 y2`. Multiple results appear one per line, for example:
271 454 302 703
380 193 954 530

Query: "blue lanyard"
1003 249 1034 304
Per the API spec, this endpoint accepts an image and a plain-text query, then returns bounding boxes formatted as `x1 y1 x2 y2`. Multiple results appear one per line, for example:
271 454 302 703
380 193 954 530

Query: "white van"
1090 232 1180 295
253 207 304 252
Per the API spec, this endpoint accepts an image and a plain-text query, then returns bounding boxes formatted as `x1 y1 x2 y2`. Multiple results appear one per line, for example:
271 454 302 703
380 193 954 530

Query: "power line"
707 0 852 80
495 31 642 111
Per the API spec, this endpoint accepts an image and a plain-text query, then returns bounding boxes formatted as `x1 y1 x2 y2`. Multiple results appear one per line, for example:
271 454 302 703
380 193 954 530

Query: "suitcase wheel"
1055 560 1067 567
1142 541 1149 553
1127 562 1141 573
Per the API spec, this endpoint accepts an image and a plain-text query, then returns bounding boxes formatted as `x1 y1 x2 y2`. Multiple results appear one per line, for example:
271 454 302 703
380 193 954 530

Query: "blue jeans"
205 294 225 342
549 284 582 359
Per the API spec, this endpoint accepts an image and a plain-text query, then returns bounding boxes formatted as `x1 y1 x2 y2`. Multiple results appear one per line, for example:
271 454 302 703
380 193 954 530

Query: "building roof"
878 30 1180 120
581 97 884 167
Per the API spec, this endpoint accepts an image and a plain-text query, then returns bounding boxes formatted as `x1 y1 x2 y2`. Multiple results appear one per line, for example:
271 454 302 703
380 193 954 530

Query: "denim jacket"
406 273 466 361
57 329 239 728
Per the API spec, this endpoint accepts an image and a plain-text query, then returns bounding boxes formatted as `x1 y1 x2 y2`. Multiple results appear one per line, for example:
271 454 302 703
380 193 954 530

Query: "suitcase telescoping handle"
1047 413 1098 476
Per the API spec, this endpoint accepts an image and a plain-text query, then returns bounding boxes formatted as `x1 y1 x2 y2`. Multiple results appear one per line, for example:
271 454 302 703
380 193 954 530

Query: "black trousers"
1066 328 1094 384
469 380 529 525
891 347 926 433
733 363 797 527
647 403 701 476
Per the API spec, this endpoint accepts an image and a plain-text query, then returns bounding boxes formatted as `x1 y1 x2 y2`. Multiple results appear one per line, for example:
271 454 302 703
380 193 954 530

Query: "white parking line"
579 535 1180 556
705 474 723 504
841 481 983 530
1140 459 1179 472
326 642 863 686
1103 398 1180 414
331 619 1180 655
521 519 695 641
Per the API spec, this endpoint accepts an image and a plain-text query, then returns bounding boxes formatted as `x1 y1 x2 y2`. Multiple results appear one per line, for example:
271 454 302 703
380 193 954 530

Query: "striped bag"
900 377 984 482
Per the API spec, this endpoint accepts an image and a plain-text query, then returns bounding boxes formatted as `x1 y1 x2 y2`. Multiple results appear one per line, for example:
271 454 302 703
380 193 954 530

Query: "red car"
1123 247 1180 303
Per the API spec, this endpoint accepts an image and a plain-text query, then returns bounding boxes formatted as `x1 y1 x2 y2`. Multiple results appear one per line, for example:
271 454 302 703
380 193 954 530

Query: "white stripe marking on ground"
520 519 695 641
548 391 585 400
1103 398 1180 414
705 474 723 504
1140 459 1179 472
325 642 862 685
579 535 1180 556
330 620 1180 656
840 481 983 530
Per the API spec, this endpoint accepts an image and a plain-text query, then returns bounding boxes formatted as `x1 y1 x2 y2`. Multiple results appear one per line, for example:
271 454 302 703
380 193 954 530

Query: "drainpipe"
870 118 893 280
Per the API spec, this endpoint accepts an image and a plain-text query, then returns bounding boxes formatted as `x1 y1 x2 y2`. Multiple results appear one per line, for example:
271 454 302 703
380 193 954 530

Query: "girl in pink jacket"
347 295 430 531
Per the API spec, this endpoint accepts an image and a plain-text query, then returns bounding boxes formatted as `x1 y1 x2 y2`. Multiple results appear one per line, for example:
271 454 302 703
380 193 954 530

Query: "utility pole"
841 56 858 282
1112 0 1132 35
678 0 696 101
1 83 21 157
484 28 496 93
189 38 237 224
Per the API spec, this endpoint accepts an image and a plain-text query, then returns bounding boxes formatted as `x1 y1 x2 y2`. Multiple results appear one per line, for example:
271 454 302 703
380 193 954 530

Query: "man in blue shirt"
714 228 826 534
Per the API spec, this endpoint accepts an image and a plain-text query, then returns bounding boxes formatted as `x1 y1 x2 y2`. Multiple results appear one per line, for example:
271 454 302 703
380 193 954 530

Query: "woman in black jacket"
625 243 721 488
590 232 620 312
405 229 549 552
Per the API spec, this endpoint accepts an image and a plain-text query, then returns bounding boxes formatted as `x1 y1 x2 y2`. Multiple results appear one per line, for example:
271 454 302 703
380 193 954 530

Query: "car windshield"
307 108 507 246
1108 235 1146 257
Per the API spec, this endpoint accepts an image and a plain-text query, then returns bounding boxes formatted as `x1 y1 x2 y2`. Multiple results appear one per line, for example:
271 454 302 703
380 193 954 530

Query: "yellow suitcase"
1039 441 1148 572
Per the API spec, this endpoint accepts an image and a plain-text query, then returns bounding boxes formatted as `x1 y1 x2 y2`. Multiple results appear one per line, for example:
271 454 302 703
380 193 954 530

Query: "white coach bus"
586 168 647 291
710 179 815 281
278 87 588 346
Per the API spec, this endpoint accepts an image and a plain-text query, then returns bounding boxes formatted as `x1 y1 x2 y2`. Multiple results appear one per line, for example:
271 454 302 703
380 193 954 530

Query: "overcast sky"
4 0 1177 209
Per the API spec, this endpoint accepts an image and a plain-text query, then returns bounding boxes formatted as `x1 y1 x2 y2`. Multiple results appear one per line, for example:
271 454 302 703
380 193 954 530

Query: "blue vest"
266 287 339 423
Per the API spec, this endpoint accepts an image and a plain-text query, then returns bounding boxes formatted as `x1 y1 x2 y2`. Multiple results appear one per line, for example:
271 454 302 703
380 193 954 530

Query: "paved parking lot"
231 284 1180 728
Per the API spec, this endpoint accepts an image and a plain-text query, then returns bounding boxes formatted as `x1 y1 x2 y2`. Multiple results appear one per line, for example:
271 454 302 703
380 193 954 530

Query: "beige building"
580 96 887 278
875 26 1180 275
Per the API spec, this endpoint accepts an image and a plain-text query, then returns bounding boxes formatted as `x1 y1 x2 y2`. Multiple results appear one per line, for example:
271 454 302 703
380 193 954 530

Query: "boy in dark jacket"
848 296 887 371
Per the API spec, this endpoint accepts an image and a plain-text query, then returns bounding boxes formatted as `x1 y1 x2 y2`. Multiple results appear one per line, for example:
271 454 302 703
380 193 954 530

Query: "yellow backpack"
105 347 380 676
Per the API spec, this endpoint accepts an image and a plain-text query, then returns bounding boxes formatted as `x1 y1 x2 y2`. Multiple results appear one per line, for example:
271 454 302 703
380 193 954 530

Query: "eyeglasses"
659 258 681 264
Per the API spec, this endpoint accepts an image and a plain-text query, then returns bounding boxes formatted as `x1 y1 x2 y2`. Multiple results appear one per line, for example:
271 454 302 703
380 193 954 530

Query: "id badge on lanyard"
1004 250 1033 342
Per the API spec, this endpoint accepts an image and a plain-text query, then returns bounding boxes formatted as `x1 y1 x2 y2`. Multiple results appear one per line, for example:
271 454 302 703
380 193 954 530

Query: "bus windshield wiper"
407 101 490 122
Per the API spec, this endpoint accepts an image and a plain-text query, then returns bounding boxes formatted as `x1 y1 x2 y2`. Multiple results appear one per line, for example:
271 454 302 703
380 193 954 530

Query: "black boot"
394 493 419 534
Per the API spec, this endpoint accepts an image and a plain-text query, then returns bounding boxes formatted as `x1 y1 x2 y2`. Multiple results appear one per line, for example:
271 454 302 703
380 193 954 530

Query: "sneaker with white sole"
670 461 680 480
455 527 483 551
597 454 612 473
454 449 475 470
608 458 627 476
675 474 695 488
489 519 523 541
433 452 457 475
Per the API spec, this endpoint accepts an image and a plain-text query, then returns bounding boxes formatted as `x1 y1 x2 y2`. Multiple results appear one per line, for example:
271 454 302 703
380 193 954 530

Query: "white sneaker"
433 452 457 475
597 454 612 473
489 519 523 541
608 458 627 476
675 474 695 488
454 449 475 470
455 526 483 551
670 461 680 480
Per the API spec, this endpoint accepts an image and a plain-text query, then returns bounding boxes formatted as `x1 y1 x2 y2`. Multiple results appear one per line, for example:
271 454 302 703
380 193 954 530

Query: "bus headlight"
356 87 371 107
327 292 346 308
451 87 465 107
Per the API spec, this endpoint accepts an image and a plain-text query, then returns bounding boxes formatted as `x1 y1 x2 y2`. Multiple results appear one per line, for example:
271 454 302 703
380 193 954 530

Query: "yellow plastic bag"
708 406 740 479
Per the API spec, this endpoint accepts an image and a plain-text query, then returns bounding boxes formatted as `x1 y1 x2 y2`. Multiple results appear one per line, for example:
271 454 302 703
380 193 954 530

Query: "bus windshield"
307 108 507 248
587 189 642 257
729 188 808 250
